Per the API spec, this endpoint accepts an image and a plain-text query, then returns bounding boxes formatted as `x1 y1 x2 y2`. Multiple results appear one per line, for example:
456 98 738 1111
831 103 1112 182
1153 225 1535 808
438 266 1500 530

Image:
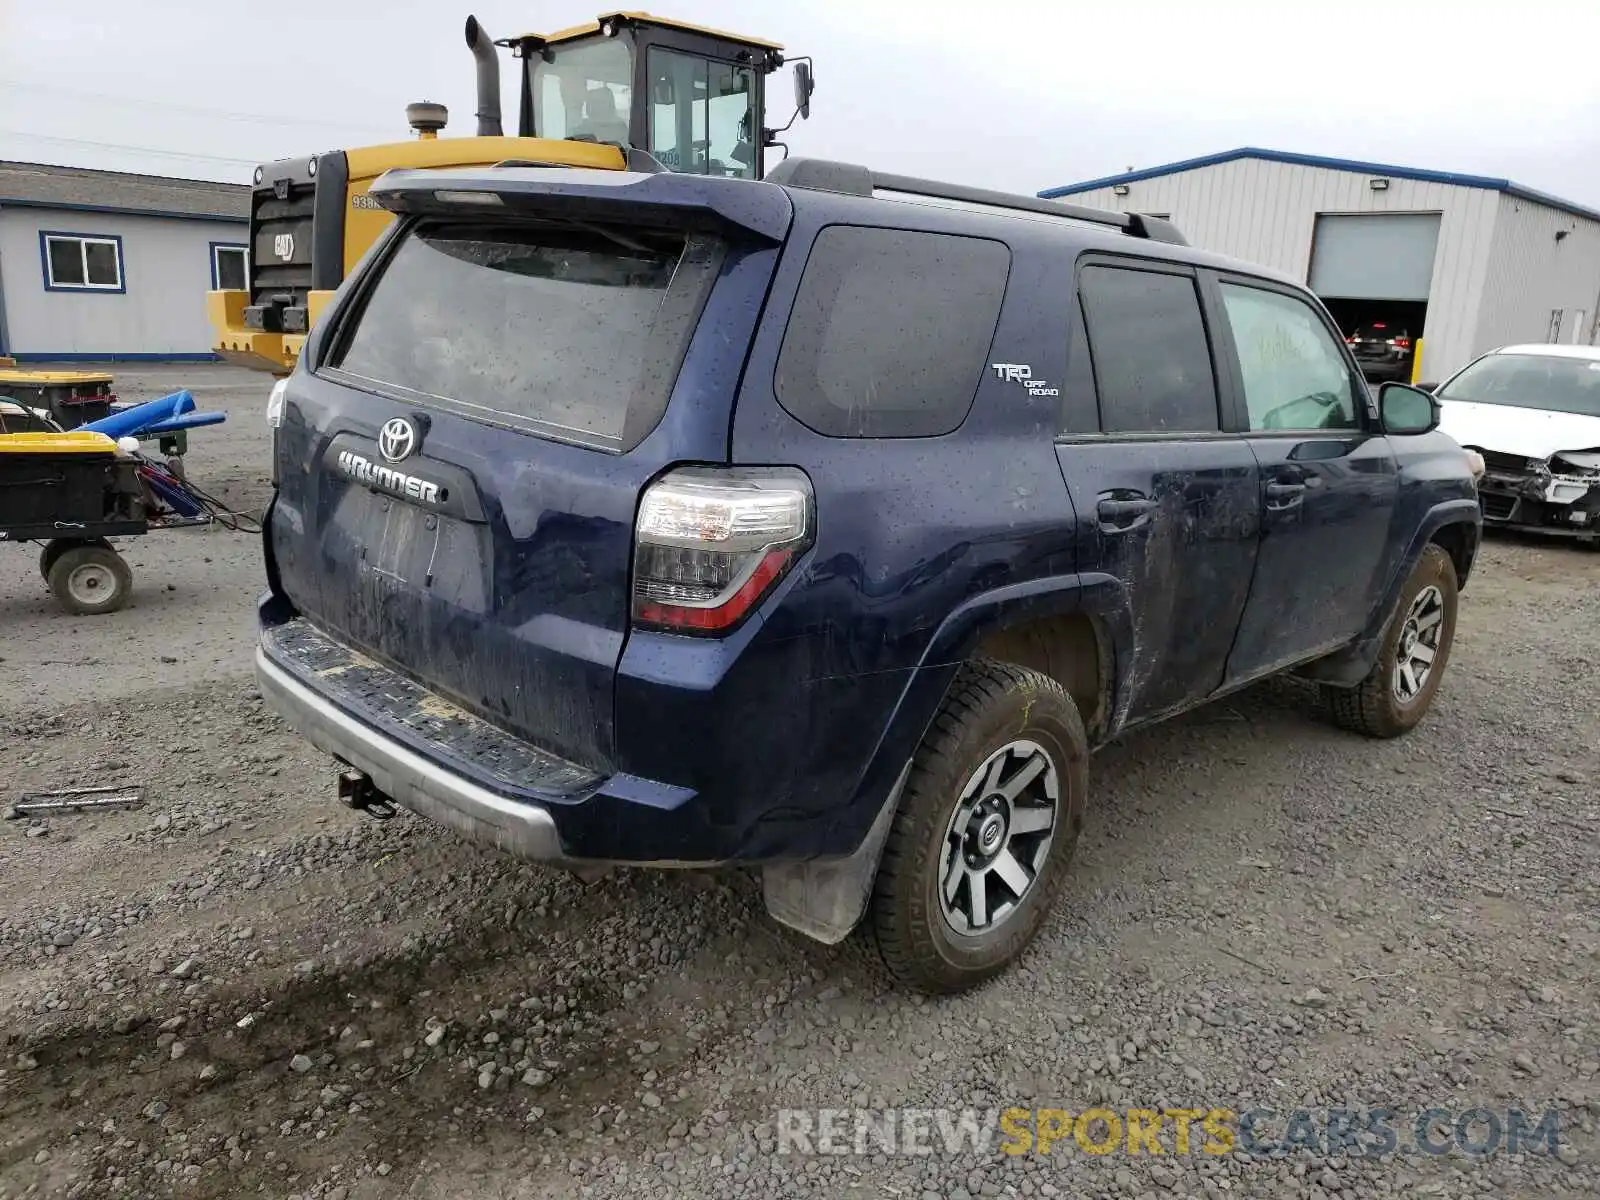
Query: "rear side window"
1079 265 1219 433
775 226 1010 438
329 221 723 452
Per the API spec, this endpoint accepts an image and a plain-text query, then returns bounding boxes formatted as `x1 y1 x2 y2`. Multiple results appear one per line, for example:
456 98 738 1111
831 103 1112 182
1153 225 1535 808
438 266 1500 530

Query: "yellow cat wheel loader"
209 11 814 374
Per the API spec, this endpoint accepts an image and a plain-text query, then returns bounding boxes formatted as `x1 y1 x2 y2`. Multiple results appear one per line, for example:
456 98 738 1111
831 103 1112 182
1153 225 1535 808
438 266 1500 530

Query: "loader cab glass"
530 38 634 142
645 50 756 177
525 26 762 180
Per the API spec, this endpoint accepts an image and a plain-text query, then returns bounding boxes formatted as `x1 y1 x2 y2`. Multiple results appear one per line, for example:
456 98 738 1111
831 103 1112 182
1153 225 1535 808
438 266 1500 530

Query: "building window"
211 243 249 291
41 231 124 292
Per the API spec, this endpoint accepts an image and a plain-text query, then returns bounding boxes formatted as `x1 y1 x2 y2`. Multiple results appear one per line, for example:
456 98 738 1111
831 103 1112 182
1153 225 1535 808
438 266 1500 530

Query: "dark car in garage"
1347 323 1415 382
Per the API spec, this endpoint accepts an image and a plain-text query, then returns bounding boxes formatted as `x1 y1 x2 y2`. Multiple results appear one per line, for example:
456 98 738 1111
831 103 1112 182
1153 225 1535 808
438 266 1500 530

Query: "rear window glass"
775 225 1010 438
329 221 722 452
1354 324 1406 340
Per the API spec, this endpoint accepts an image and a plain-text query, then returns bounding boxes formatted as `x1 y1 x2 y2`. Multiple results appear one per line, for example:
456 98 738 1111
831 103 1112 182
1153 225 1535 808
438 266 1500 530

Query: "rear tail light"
632 466 813 635
1390 337 1411 349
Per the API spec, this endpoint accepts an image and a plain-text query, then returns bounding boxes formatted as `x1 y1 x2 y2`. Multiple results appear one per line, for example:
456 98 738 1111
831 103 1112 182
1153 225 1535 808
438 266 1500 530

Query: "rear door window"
328 221 723 452
1078 265 1219 433
775 225 1010 438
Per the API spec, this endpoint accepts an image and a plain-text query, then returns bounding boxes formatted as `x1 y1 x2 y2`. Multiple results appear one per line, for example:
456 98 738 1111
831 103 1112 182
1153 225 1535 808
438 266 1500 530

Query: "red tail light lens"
632 467 814 635
1390 337 1411 349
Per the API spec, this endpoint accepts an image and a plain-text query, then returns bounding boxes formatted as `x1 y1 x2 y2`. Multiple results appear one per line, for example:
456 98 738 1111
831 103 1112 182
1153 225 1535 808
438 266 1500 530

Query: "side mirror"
1378 382 1440 435
792 61 814 120
1414 381 1438 393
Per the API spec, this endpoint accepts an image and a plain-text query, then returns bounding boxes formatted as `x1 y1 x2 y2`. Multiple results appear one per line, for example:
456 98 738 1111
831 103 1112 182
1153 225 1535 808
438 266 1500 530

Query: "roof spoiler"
365 167 794 242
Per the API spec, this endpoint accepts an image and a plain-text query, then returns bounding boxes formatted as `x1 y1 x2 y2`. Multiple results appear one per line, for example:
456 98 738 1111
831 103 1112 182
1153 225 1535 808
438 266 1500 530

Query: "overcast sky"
3 0 1598 204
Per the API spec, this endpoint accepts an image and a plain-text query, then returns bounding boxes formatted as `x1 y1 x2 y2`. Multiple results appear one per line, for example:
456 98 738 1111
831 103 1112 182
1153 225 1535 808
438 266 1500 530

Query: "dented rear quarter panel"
712 190 1086 857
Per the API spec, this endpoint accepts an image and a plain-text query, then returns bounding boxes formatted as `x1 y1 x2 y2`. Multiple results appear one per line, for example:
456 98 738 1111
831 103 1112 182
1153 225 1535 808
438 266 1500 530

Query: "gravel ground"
2 365 1598 1199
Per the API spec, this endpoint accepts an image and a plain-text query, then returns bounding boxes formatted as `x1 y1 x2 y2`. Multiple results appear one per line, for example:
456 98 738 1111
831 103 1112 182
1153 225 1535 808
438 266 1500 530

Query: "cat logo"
272 233 295 260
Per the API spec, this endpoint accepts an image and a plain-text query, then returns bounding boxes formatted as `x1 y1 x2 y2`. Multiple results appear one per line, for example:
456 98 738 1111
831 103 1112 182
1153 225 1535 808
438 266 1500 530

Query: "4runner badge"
990 362 1060 398
334 449 442 506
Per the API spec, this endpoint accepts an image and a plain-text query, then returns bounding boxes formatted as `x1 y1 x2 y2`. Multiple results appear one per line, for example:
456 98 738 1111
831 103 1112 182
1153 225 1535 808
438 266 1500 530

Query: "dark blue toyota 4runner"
256 158 1481 993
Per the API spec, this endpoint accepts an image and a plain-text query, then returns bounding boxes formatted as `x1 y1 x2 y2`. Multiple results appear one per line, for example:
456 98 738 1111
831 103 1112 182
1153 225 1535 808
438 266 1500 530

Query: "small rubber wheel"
38 536 111 582
871 658 1089 994
48 544 133 616
1323 543 1458 738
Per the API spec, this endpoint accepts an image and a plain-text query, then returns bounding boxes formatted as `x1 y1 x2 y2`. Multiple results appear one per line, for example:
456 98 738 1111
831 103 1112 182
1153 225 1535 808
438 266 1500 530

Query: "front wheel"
1323 543 1458 737
871 659 1088 994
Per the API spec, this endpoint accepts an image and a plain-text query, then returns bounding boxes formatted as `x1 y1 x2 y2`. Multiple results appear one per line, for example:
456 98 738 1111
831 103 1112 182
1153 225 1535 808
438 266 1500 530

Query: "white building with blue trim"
0 160 248 362
1041 148 1600 382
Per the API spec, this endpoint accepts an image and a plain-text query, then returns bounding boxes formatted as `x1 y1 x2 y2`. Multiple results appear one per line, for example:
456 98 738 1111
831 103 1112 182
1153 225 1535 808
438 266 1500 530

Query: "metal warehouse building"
1041 148 1600 383
0 161 249 362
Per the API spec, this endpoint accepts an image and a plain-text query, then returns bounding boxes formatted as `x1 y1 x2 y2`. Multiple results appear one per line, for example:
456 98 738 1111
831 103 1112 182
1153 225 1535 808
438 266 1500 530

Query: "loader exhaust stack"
464 15 503 137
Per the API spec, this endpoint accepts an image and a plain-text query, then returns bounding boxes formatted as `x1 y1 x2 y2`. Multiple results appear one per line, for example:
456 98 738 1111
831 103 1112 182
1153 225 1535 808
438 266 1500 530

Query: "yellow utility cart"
0 431 146 614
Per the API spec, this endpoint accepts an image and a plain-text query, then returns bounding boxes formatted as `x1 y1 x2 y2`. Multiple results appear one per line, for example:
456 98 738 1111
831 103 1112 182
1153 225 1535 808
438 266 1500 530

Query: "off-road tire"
1324 543 1458 738
871 658 1088 994
47 544 133 616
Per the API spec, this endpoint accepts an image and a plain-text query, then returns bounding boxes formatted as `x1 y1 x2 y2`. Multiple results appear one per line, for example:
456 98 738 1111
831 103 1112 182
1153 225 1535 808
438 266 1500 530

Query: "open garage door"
1308 213 1441 300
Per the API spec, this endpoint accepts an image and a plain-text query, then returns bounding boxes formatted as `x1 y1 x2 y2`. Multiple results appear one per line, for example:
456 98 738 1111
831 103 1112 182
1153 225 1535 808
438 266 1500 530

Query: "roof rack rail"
765 157 1188 247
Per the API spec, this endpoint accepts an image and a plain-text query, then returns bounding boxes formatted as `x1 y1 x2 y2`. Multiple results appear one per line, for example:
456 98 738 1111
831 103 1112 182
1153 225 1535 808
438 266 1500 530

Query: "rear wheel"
871 659 1088 994
1323 543 1457 737
47 544 133 616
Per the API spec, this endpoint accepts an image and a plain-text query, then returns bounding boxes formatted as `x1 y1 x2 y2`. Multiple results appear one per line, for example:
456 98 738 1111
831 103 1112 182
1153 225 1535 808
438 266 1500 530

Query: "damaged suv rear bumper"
257 615 906 946
256 646 586 861
255 618 722 866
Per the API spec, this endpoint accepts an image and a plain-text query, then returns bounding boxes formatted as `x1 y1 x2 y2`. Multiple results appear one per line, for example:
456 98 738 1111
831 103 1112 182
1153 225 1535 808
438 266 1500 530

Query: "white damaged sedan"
1434 344 1600 544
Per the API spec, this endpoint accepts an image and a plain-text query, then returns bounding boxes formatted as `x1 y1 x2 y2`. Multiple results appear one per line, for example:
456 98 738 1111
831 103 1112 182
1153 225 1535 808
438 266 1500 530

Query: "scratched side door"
1205 271 1401 682
1054 257 1262 727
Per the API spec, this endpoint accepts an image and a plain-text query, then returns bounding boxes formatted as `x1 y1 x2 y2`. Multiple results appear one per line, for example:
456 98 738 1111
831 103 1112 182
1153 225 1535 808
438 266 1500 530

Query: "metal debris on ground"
6 785 145 819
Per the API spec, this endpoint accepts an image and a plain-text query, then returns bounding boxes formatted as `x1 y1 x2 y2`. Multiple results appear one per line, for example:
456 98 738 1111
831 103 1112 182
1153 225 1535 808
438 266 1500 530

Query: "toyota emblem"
378 417 417 463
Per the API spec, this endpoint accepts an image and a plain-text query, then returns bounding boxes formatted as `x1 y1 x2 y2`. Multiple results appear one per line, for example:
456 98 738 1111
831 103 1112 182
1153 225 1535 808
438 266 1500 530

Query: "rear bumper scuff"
256 646 577 861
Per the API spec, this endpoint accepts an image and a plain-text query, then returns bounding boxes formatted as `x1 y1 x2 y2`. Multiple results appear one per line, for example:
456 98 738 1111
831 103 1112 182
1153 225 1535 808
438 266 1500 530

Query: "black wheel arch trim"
843 573 1132 850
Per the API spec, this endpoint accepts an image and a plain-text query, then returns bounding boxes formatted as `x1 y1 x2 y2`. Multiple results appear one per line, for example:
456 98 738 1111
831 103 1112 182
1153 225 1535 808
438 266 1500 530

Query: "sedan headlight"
1549 450 1600 477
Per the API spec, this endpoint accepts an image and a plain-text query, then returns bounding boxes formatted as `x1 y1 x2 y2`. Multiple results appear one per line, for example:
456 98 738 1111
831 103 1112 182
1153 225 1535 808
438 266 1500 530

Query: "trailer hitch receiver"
338 769 397 820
